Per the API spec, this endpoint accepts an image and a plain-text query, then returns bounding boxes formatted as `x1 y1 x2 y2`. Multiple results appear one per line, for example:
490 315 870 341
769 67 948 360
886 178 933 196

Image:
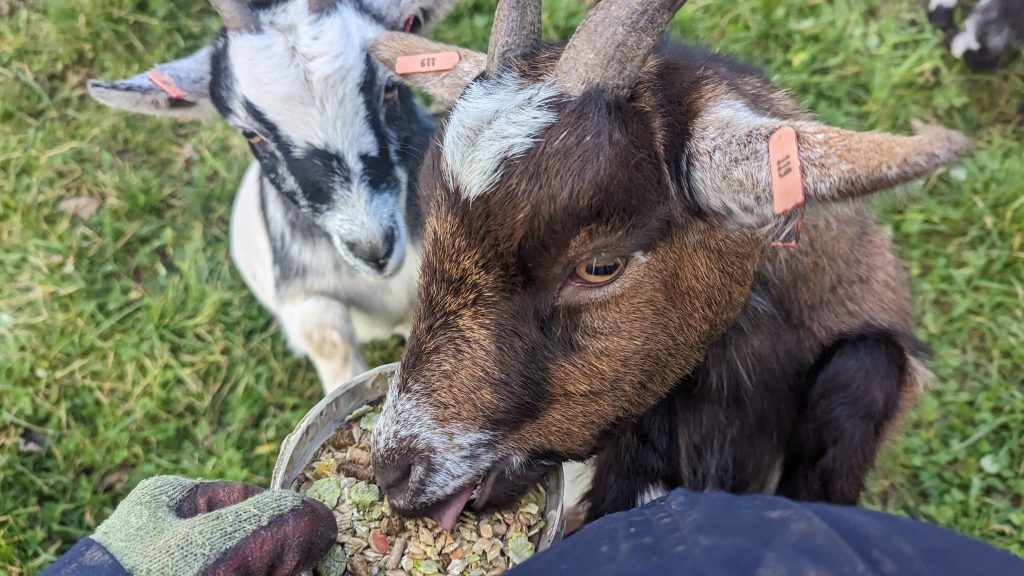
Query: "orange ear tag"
146 69 189 100
395 51 460 75
768 126 806 248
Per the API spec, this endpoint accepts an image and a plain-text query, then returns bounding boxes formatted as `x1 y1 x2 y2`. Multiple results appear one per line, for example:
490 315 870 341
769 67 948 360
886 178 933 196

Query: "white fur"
374 381 499 505
929 0 958 11
951 9 984 57
950 0 1016 59
316 182 409 277
230 168 419 393
760 459 784 494
636 483 669 507
279 295 363 388
226 2 413 276
442 75 560 200
563 460 595 509
90 0 451 396
688 98 780 228
232 3 381 152
230 162 278 312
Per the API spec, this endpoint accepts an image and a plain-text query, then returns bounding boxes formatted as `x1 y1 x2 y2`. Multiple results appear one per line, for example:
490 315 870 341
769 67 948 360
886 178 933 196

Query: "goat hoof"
962 48 1003 71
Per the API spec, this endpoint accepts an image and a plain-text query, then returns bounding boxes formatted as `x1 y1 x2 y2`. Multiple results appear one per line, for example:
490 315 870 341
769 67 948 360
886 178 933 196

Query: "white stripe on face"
231 3 381 156
441 75 561 200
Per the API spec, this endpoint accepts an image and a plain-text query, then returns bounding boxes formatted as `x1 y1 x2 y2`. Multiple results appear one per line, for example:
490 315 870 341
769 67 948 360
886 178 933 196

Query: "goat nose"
374 453 415 500
346 229 395 272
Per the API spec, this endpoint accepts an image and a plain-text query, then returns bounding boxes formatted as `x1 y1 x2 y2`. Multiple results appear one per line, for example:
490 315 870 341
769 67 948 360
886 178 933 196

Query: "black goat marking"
207 15 415 227
258 177 308 284
776 328 916 505
242 98 360 213
359 52 401 195
587 396 681 522
243 99 293 153
208 31 235 120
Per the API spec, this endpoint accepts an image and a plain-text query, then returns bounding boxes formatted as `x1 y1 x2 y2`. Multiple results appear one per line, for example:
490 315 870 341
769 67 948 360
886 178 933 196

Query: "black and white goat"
88 0 456 392
365 0 969 528
929 0 1024 69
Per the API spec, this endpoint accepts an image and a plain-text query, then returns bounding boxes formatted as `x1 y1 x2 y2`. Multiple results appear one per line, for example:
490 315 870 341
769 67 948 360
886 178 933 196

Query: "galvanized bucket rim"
271 362 565 555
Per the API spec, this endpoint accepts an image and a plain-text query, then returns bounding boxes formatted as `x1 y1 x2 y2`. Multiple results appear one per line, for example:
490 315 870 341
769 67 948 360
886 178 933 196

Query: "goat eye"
242 130 266 145
573 257 626 285
382 80 399 101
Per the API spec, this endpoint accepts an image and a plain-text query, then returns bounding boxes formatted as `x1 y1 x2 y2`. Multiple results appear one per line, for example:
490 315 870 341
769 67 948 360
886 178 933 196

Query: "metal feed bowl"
271 362 566 556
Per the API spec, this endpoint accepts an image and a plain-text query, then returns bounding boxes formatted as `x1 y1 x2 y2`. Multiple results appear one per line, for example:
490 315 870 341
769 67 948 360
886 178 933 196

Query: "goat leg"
776 329 919 504
585 398 681 522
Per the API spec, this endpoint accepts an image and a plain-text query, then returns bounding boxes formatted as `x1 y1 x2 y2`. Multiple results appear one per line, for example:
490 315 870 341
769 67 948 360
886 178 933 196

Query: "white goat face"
214 2 413 275
88 0 449 276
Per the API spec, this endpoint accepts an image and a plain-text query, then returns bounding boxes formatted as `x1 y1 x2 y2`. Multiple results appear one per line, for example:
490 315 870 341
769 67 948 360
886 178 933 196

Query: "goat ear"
87 46 217 121
369 32 485 105
689 102 971 226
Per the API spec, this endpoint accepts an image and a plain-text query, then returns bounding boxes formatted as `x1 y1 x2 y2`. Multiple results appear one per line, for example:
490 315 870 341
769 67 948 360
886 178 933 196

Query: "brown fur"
369 32 967 521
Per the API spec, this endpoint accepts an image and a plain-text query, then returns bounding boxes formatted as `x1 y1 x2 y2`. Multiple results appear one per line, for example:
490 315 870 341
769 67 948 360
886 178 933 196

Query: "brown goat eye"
574 257 626 285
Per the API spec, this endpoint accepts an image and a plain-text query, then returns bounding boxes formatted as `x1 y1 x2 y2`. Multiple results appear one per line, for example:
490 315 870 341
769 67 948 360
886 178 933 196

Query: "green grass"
1 0 1022 572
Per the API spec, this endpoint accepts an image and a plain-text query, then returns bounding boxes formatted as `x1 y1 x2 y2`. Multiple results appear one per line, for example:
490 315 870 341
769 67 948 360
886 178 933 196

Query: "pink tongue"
431 486 475 531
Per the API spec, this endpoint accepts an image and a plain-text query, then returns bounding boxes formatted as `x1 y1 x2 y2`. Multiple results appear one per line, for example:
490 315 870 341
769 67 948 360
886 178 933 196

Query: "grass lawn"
1 0 1022 572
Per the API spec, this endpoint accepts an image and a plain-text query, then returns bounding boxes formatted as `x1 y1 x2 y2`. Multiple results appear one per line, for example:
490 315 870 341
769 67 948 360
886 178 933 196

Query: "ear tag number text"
769 126 806 248
395 51 461 75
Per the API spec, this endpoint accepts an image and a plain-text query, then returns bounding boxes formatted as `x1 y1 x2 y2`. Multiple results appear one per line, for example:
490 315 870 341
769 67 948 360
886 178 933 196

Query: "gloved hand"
42 475 337 576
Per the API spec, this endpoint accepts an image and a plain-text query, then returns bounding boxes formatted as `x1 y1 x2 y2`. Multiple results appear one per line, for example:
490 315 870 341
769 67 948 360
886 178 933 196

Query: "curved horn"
485 0 542 76
209 0 259 32
308 0 338 13
554 0 687 97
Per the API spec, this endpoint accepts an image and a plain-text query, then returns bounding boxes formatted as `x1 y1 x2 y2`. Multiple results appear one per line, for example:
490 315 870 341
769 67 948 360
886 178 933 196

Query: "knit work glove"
90 475 336 576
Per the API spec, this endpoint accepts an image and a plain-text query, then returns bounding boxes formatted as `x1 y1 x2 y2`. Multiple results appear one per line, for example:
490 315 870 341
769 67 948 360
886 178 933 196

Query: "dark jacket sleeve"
39 538 131 576
510 489 1024 576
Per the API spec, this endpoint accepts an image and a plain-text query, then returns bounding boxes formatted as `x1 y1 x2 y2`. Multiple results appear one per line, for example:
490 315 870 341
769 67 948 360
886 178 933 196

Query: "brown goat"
368 0 970 528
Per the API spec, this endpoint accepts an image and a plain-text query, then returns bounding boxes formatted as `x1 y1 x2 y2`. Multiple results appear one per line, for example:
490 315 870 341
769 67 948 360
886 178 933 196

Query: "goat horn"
485 0 542 76
554 0 687 97
208 0 259 32
308 0 338 13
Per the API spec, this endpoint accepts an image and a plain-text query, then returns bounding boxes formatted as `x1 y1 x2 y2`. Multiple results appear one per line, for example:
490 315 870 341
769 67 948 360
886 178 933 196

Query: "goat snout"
345 227 396 273
373 449 417 502
372 436 487 531
370 423 441 511
372 397 502 528
371 440 464 524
